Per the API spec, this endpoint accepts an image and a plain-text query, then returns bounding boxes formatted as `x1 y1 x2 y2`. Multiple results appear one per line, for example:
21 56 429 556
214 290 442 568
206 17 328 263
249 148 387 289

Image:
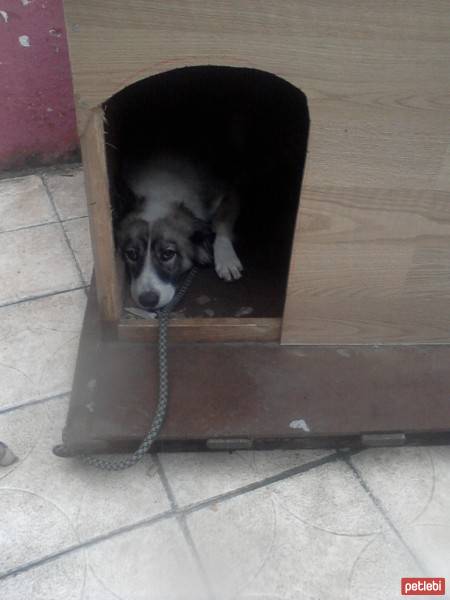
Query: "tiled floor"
1 167 450 600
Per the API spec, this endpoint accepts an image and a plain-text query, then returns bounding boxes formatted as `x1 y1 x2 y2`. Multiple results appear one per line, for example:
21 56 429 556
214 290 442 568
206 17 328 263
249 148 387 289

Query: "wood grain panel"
435 144 450 192
282 187 450 343
306 101 450 189
63 1 450 133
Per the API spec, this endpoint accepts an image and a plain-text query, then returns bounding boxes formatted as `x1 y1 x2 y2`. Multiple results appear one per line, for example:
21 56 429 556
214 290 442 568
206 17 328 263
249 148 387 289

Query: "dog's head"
118 206 213 309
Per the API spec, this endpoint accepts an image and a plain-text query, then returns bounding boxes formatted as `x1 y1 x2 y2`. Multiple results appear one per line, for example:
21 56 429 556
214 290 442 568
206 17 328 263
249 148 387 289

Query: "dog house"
59 0 450 455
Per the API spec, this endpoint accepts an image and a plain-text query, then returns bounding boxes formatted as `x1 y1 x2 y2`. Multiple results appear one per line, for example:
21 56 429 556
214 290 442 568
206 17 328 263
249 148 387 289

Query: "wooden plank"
63 1 450 133
118 317 281 343
435 143 450 192
282 187 450 344
305 101 450 190
80 108 122 321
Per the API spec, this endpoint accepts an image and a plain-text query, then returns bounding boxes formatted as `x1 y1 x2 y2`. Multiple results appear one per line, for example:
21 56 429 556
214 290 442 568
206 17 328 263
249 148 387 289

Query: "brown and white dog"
117 155 242 310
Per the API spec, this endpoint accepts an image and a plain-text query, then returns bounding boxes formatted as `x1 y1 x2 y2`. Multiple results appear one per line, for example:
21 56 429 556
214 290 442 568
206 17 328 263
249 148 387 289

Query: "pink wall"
0 0 78 171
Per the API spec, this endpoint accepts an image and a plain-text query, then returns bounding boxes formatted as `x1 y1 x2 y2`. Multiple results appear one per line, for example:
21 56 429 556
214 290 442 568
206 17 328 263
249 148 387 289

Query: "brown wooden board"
58 284 450 456
80 108 122 322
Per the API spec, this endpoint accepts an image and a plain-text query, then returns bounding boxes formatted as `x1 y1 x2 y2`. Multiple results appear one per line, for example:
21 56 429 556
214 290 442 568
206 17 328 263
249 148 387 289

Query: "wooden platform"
59 285 450 456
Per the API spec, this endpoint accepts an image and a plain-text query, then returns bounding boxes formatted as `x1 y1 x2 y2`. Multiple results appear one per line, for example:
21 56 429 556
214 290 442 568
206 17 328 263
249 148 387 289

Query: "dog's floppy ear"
191 219 214 266
172 205 213 266
115 215 148 251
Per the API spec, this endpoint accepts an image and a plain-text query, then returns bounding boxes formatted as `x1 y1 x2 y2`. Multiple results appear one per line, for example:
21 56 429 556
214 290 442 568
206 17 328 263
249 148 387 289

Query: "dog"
117 154 243 310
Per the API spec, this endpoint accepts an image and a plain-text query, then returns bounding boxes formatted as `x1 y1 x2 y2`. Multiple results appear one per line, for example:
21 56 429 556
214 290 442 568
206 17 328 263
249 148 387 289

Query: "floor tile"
349 448 450 592
0 551 86 600
0 176 56 233
79 566 119 600
186 461 385 600
400 523 450 586
160 449 333 507
398 447 450 584
44 169 87 220
412 446 450 526
0 481 79 575
86 518 208 600
0 518 208 600
348 530 422 600
0 289 86 410
0 223 82 306
62 217 93 284
0 557 139 600
0 399 171 574
350 448 435 528
267 459 384 536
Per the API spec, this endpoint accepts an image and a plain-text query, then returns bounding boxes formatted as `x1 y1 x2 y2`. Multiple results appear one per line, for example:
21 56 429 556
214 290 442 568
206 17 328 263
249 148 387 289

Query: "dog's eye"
161 249 176 262
125 248 138 262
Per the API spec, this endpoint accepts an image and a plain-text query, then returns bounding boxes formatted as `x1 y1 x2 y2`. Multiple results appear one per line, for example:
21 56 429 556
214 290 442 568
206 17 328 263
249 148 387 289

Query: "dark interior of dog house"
103 66 309 320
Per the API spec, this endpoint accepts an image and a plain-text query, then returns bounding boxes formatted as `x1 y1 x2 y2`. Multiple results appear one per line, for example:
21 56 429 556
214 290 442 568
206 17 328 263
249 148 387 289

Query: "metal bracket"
206 438 253 451
361 433 406 448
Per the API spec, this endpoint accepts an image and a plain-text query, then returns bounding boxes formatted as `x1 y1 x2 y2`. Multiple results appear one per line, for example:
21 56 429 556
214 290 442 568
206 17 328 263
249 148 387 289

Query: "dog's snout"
138 291 160 309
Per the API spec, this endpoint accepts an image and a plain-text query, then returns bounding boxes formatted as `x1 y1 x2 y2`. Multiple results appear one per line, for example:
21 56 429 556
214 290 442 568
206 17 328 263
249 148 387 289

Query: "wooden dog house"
59 1 450 455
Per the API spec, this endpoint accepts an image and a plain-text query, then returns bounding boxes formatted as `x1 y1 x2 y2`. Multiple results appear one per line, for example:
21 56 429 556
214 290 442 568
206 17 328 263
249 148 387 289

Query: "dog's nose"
138 291 160 309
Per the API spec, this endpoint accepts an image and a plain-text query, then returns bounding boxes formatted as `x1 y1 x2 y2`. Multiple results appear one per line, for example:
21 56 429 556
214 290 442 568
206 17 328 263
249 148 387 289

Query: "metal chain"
67 268 197 471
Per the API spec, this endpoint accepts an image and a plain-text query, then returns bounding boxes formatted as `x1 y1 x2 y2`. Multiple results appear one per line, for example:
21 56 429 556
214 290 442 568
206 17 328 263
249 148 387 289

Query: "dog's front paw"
214 236 243 282
215 255 243 281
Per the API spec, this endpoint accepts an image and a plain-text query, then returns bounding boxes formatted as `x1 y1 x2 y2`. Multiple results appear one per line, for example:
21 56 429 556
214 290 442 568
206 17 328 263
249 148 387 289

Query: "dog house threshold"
118 262 284 342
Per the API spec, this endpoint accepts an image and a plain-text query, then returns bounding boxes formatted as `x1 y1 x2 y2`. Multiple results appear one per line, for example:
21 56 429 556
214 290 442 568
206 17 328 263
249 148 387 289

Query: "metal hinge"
206 438 253 451
361 432 406 448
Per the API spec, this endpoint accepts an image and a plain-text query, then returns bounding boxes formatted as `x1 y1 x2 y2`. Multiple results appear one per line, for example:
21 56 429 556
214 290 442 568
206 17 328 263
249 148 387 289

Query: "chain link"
60 268 197 471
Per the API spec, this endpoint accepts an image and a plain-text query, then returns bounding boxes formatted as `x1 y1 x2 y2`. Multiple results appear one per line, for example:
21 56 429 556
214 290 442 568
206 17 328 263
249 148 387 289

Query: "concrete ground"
1 167 450 600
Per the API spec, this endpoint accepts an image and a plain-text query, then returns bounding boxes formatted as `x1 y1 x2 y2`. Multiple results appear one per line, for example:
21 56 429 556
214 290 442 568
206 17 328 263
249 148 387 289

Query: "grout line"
40 174 87 287
0 220 60 235
181 450 352 517
155 455 217 598
341 453 430 576
0 285 88 310
0 161 82 183
0 391 70 416
62 215 89 224
0 449 346 582
39 172 65 221
0 216 88 236
0 509 175 582
178 515 217 600
154 454 178 511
